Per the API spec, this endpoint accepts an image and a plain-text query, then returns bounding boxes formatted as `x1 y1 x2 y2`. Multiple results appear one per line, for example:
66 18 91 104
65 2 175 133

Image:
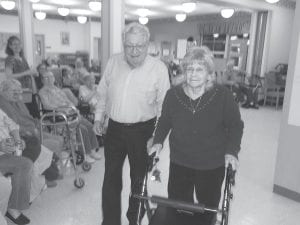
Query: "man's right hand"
0 140 16 154
93 120 104 136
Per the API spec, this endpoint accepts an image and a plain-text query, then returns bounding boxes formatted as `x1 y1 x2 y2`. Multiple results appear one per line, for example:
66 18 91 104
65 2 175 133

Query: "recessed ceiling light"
175 13 186 22
77 16 87 24
0 0 16 10
58 7 70 16
265 0 280 3
243 33 249 38
213 33 219 38
182 2 196 13
221 8 235 18
138 16 148 25
89 0 102 11
35 11 46 20
230 35 238 41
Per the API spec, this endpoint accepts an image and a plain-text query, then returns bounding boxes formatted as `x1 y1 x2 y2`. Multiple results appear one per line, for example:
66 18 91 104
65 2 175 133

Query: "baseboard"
273 184 300 202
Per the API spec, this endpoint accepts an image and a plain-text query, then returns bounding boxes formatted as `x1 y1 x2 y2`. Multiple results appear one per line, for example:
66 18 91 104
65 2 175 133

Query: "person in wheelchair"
39 71 101 162
61 67 80 97
222 61 259 109
148 46 244 225
79 73 99 113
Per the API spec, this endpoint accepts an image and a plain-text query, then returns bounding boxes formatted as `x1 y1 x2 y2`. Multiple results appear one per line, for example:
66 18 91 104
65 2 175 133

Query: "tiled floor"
8 107 300 225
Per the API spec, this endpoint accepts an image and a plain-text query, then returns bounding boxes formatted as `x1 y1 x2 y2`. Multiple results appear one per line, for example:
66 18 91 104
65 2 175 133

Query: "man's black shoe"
5 212 30 225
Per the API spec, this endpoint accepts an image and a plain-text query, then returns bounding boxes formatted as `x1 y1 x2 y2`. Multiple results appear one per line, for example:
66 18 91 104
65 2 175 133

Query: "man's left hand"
225 154 238 171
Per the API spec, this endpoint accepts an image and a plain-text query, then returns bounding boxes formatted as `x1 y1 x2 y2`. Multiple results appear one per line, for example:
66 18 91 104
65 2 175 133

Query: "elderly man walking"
94 22 170 225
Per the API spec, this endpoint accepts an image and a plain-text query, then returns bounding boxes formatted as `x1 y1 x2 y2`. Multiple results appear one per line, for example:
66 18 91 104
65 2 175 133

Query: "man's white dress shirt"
95 53 170 123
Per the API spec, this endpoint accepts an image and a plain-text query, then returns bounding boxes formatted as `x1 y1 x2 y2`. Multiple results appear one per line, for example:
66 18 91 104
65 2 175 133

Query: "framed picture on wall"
61 32 70 46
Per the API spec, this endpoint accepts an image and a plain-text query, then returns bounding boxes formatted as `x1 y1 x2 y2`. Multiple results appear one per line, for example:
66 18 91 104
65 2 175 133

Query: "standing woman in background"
5 36 37 88
5 36 39 118
149 46 244 225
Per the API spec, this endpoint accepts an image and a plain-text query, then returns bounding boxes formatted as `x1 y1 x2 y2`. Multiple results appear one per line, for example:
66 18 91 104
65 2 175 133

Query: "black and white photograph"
0 0 300 225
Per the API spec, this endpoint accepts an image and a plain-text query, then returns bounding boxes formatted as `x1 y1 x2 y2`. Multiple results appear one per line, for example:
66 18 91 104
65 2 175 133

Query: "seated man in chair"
39 71 101 162
222 61 259 109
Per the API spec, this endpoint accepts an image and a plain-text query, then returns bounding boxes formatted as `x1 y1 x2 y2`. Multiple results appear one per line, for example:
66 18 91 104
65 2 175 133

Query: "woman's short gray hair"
0 79 22 93
122 22 150 43
181 46 215 75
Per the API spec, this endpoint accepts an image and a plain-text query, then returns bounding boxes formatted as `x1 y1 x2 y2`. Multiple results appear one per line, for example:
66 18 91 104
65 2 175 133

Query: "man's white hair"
122 22 150 43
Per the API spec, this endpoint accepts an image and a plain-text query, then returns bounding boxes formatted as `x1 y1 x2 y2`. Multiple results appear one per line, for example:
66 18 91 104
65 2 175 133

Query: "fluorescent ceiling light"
72 9 92 15
51 0 75 5
32 4 53 11
138 16 148 25
265 0 280 3
30 0 40 3
221 8 234 18
0 0 15 10
77 16 87 24
175 13 186 22
89 0 102 11
137 8 150 17
58 7 70 16
35 11 46 20
182 2 196 13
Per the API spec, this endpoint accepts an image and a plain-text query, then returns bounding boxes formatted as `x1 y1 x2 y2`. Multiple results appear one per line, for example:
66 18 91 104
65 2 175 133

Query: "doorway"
34 34 45 66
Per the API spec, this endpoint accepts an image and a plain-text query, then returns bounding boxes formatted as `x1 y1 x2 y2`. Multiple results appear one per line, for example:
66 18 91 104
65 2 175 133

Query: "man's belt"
109 118 156 128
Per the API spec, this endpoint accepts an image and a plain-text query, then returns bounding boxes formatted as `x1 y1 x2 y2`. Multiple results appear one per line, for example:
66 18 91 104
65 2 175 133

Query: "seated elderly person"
61 67 80 98
79 74 99 113
0 108 33 225
74 58 89 84
35 62 48 90
39 71 101 162
0 79 62 186
222 61 258 109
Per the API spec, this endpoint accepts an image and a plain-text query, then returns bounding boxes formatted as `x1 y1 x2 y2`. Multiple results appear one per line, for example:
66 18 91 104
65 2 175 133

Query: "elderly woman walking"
149 46 244 225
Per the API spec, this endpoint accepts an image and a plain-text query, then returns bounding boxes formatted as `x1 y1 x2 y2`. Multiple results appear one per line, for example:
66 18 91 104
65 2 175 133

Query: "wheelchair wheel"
82 161 92 172
74 177 85 188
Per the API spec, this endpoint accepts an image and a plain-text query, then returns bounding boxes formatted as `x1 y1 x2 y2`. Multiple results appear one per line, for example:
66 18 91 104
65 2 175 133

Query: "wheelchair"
133 153 236 225
40 106 92 189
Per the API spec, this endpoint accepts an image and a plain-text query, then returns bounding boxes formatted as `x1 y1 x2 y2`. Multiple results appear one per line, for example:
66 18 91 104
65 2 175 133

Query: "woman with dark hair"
148 46 244 225
5 36 37 89
5 36 40 118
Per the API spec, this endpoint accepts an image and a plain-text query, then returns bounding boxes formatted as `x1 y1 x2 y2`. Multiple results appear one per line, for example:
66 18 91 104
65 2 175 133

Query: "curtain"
198 12 251 34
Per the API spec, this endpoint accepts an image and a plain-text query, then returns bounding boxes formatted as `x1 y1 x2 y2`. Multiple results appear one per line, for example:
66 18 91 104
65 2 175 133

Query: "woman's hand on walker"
225 154 238 171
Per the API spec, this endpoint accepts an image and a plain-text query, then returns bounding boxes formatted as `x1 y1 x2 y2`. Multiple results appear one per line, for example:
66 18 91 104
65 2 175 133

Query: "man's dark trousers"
102 118 155 225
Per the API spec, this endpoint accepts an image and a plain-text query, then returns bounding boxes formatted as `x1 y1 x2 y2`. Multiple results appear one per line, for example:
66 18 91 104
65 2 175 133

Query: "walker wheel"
75 150 84 165
74 178 85 188
82 161 92 172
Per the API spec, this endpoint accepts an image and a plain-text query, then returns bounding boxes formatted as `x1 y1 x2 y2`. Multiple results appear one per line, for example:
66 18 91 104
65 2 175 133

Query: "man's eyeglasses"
124 43 147 52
